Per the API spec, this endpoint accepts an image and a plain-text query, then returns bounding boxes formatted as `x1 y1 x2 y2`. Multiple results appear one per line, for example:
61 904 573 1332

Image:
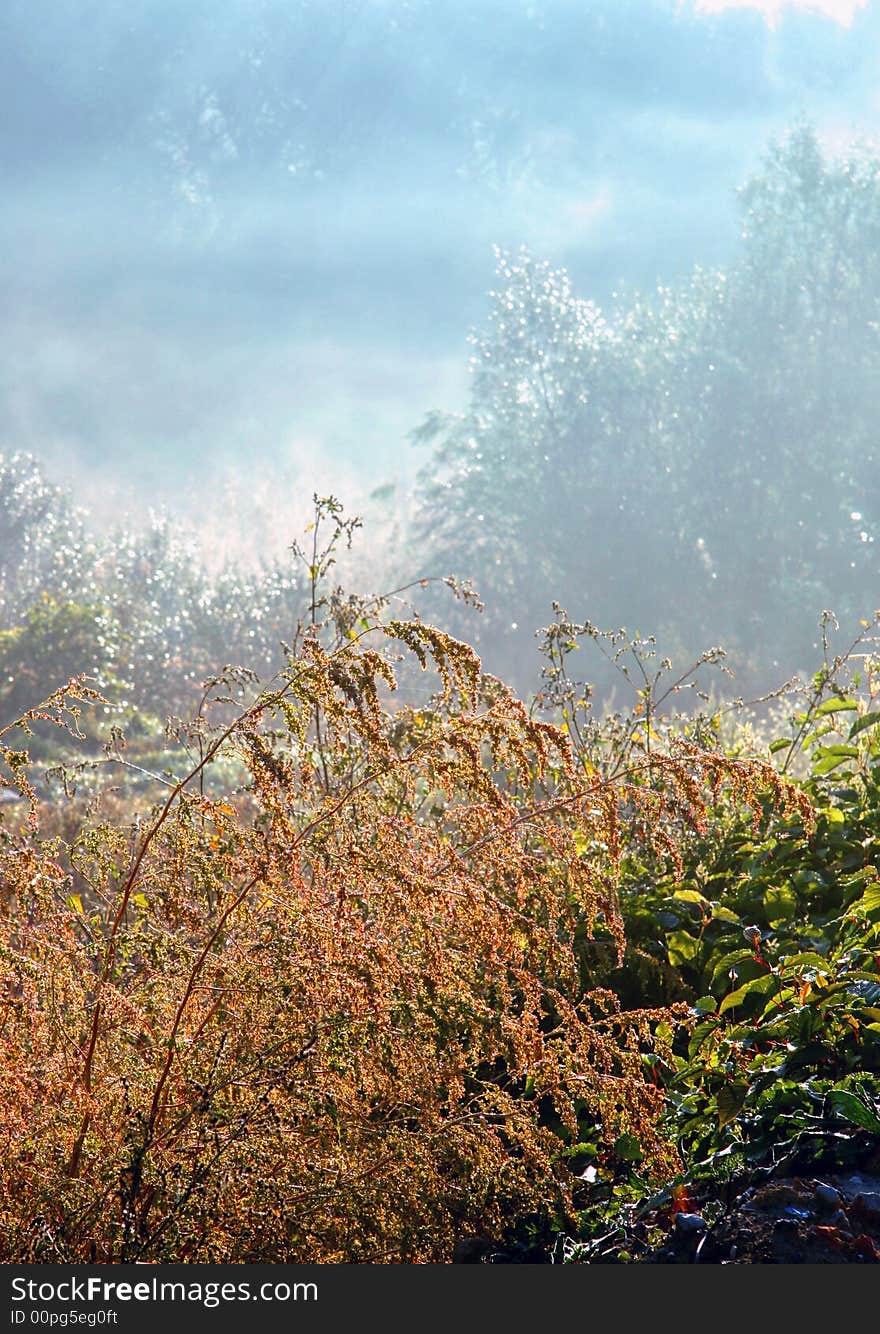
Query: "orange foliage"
0 620 800 1261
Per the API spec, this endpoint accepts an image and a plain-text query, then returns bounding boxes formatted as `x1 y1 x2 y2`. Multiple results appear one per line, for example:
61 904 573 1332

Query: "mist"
3 0 880 699
5 0 875 486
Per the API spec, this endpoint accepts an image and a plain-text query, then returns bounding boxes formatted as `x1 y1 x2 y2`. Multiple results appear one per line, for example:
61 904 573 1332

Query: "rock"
837 1175 880 1222
815 1182 842 1209
452 1236 493 1263
838 1175 864 1198
751 1182 811 1212
853 1192 880 1222
675 1212 707 1235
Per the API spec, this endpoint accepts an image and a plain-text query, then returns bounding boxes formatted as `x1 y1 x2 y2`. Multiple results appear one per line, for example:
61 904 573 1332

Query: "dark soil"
586 1165 880 1264
453 1160 880 1263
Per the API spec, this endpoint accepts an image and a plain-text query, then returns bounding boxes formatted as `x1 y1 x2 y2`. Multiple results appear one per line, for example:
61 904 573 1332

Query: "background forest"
4 127 880 718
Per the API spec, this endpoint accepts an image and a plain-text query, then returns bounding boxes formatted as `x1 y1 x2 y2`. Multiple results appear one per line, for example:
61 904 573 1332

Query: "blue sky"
2 0 879 505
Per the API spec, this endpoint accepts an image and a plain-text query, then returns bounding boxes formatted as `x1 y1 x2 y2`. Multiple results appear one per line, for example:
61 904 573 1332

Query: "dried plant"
0 502 800 1262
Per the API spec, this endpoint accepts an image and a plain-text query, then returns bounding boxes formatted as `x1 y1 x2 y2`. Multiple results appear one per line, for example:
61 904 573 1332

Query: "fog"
5 1 874 487
3 0 880 699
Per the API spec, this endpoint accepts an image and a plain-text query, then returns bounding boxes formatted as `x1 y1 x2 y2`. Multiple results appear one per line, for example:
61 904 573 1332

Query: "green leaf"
673 889 708 905
769 737 793 754
827 1090 880 1134
613 1133 643 1162
849 711 880 740
852 883 880 918
717 983 751 1015
779 952 831 983
710 948 762 989
666 930 699 966
693 994 717 1015
712 906 741 924
813 752 855 776
716 1082 748 1128
718 973 777 1014
816 697 859 715
688 1019 720 1059
765 886 797 925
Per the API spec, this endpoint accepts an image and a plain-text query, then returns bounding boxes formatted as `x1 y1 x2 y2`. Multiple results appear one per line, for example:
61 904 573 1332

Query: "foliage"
415 126 880 690
0 453 310 726
0 453 94 625
0 500 798 1263
561 616 880 1251
5 449 880 1259
0 596 119 729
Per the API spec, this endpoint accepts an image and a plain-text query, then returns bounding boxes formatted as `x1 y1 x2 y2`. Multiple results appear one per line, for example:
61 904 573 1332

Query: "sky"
2 0 880 512
695 1 867 23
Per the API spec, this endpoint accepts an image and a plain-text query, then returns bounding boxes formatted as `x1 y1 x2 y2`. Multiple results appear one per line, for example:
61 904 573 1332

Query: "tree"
679 125 880 668
415 128 880 693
